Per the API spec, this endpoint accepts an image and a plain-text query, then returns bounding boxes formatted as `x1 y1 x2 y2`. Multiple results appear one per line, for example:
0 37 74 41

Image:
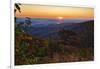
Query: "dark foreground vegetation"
15 20 94 65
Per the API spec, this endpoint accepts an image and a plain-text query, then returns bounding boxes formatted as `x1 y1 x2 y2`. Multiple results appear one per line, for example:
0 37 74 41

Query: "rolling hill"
23 20 93 38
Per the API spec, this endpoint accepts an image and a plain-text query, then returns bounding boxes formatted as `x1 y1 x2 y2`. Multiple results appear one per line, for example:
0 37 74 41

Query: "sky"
15 4 94 19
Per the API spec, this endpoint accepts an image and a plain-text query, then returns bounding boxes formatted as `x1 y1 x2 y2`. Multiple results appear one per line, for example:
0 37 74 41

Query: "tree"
25 17 32 27
14 3 21 23
15 3 21 13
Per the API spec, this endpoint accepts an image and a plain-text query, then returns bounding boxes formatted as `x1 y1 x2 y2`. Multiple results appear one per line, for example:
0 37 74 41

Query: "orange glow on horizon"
15 4 94 19
58 17 63 20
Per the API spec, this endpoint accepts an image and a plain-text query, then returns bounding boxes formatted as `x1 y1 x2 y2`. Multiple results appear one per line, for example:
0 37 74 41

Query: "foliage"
15 3 21 13
15 25 94 65
25 17 32 27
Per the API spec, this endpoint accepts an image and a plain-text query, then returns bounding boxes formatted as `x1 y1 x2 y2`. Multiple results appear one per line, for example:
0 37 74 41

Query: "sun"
57 17 63 24
58 17 63 20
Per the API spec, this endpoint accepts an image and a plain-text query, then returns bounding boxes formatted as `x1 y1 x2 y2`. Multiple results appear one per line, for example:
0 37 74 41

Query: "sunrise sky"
16 4 94 19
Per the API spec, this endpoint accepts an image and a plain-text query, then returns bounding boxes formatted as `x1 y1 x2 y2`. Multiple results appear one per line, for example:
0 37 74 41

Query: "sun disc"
58 17 63 20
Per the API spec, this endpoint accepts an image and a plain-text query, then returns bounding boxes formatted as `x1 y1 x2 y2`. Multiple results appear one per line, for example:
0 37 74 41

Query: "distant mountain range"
16 17 93 27
23 20 94 42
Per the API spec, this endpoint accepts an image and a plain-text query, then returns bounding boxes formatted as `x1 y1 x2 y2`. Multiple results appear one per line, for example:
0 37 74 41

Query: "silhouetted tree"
14 3 21 23
15 3 21 13
25 17 32 27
